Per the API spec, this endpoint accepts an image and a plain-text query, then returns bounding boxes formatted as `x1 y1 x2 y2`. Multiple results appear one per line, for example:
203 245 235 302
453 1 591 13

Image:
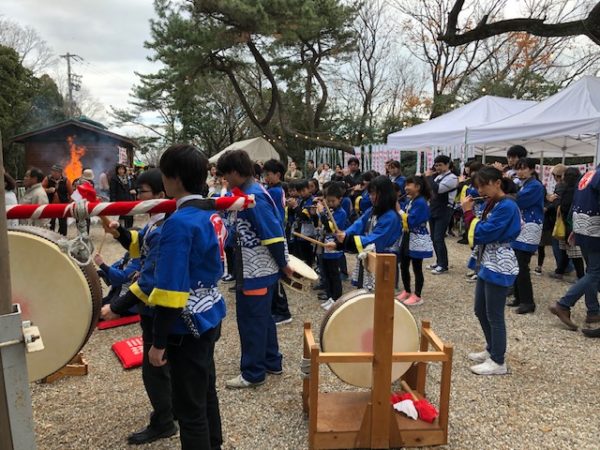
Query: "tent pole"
595 134 600 167
482 146 487 164
540 151 544 170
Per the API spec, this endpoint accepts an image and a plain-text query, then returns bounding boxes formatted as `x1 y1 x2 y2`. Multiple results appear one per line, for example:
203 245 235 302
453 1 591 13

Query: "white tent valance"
209 137 280 163
386 95 536 150
467 76 600 160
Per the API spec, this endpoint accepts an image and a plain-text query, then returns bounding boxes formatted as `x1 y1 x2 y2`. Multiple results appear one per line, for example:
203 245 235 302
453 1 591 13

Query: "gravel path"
30 224 599 449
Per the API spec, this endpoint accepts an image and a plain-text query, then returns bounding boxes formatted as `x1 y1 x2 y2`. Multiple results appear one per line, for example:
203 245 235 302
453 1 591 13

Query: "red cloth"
111 336 143 369
97 314 140 330
390 392 439 423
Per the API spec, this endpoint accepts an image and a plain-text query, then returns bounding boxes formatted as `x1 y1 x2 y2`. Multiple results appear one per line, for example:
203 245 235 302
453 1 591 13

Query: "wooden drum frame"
8 226 102 382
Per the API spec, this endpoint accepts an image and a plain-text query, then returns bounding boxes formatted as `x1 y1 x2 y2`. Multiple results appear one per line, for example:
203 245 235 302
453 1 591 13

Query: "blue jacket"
512 177 544 253
392 175 408 209
102 254 141 287
572 167 600 250
236 181 286 290
267 184 286 224
468 198 522 287
148 199 226 336
354 190 372 216
345 207 401 253
400 196 433 259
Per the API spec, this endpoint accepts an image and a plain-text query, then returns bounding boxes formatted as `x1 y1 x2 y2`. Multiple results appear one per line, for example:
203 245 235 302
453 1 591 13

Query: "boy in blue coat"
217 149 293 389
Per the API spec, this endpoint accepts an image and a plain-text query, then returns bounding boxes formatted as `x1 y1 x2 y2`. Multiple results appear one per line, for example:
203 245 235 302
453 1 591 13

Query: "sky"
1 0 158 121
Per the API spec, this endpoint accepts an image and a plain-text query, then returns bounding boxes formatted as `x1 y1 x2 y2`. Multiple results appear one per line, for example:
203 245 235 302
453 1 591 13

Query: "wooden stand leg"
41 353 88 384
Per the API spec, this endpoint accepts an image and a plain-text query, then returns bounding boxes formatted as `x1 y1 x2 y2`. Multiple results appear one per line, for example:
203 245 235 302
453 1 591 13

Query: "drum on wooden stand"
319 289 419 388
8 226 102 381
281 254 318 293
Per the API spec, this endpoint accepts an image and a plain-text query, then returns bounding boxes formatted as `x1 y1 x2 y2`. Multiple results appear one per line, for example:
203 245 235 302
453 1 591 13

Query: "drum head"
8 227 102 381
288 255 318 281
320 291 419 388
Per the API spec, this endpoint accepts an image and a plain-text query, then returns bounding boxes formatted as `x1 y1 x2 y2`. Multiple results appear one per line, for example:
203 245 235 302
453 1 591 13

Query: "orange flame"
64 136 86 182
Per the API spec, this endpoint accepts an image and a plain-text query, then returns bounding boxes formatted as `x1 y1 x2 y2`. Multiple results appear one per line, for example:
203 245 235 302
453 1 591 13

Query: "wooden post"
369 253 396 448
0 132 15 450
438 344 454 443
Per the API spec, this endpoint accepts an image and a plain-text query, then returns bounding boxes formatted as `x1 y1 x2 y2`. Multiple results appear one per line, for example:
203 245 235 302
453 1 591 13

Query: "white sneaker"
427 264 439 270
320 298 334 310
225 374 265 389
470 358 508 375
467 350 490 363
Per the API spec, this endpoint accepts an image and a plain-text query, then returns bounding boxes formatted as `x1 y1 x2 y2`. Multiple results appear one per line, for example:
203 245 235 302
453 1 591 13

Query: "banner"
118 146 128 164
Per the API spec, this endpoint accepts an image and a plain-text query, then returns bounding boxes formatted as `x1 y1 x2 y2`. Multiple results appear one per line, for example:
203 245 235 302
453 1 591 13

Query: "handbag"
552 206 566 240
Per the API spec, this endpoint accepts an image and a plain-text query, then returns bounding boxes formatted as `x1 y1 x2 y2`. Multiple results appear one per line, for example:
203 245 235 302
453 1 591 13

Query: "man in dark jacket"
42 164 73 235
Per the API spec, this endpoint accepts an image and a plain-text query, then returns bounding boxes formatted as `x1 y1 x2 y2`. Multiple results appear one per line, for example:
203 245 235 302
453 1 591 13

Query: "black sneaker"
127 424 178 445
273 314 292 325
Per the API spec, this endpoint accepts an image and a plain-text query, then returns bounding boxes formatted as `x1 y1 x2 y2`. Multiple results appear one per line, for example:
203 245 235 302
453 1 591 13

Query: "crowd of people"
5 143 600 449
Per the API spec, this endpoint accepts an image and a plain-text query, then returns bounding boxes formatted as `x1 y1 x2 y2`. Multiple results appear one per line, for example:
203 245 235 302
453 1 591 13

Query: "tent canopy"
467 76 600 159
386 95 536 150
209 137 280 163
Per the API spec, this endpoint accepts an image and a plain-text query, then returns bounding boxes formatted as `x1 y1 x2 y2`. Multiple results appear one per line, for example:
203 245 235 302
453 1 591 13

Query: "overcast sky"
1 0 158 119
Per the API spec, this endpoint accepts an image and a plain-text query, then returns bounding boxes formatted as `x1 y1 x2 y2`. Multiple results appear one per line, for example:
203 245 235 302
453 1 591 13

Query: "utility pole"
60 53 83 117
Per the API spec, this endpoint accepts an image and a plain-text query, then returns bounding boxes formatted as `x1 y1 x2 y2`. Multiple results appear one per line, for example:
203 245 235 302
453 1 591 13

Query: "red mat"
97 314 141 330
112 336 144 369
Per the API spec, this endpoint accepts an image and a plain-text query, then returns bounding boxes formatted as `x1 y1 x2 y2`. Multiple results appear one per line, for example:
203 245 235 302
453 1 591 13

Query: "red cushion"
97 314 141 330
112 336 144 369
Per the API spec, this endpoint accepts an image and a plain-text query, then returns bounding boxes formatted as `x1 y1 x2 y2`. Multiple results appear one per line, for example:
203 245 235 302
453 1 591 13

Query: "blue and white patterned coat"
468 198 522 287
400 196 433 259
512 177 544 253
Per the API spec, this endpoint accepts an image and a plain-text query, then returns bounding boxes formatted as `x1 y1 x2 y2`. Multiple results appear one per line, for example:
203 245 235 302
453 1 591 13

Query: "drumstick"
97 232 108 254
292 231 328 248
323 202 339 232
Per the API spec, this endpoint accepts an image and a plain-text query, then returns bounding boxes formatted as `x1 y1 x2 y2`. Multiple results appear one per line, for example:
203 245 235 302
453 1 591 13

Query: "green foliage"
0 45 66 176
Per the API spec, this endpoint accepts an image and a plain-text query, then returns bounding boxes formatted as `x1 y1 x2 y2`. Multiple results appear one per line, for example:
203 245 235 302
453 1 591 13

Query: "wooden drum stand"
302 253 453 449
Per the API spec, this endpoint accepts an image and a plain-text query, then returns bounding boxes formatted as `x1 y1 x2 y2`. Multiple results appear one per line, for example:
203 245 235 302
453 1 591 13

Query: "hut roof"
10 117 138 148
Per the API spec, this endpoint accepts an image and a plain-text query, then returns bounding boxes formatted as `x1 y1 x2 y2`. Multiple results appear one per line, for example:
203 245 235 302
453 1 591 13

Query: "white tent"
209 137 280 163
386 95 536 150
467 76 600 160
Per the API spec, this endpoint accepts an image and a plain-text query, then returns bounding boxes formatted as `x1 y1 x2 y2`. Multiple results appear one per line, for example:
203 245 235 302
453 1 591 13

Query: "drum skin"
8 227 102 381
282 254 319 292
320 289 419 388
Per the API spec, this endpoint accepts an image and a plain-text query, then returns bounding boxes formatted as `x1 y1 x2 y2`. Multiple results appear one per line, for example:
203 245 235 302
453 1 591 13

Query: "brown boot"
585 314 600 324
549 303 578 331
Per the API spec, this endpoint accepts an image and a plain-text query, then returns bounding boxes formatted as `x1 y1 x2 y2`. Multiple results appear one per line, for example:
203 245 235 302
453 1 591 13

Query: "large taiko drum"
8 227 102 381
319 289 419 388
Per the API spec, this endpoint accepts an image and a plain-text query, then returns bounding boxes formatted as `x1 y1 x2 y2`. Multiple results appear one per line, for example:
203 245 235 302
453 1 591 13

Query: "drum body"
281 254 319 293
320 290 419 388
8 227 102 381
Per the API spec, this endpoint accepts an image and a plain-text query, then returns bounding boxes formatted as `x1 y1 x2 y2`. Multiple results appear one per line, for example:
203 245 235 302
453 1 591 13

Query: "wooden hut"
10 117 137 182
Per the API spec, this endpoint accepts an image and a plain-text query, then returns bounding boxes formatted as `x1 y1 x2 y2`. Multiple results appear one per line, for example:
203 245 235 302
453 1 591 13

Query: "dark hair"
405 175 431 200
28 167 44 182
159 144 208 194
368 176 397 216
434 155 451 165
468 161 483 173
514 157 536 171
309 178 319 188
281 181 289 195
348 157 360 166
472 166 516 194
263 159 285 179
335 164 342 170
563 167 581 188
388 160 401 170
115 163 127 175
253 163 262 178
307 159 314 165
136 168 164 194
360 170 378 184
295 179 309 191
507 145 527 159
216 149 254 178
325 181 345 198
4 172 16 191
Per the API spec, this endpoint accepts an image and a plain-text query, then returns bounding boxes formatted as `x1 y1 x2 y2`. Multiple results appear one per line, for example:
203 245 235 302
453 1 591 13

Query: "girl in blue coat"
335 176 402 290
510 158 544 314
396 176 433 306
462 166 522 376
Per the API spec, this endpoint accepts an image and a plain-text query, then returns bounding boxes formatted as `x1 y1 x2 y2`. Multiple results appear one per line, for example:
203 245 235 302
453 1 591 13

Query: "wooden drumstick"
323 202 339 232
292 231 328 248
97 232 108 254
400 380 419 402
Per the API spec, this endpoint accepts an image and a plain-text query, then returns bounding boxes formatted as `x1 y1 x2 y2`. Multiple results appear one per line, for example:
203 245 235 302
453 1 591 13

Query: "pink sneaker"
403 293 423 306
395 290 410 301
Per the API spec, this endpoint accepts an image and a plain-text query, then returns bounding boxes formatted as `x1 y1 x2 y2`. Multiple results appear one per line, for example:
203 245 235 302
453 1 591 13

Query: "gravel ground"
30 223 599 449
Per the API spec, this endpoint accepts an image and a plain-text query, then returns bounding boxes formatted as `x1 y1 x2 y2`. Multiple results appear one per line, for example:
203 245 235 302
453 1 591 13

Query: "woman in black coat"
109 163 136 228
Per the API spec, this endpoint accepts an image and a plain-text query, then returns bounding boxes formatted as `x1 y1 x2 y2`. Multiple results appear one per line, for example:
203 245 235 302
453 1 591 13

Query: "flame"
64 136 86 182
